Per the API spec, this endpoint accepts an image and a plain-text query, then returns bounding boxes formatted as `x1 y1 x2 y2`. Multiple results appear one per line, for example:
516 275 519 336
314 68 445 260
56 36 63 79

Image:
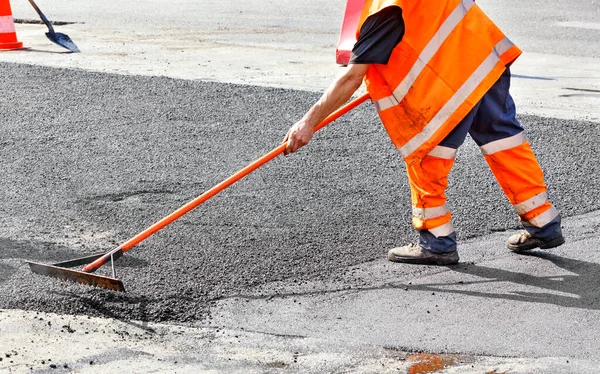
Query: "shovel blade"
46 31 80 53
27 262 125 292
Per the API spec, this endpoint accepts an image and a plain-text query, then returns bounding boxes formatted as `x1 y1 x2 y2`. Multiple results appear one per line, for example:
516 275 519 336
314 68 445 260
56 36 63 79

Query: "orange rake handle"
82 92 371 273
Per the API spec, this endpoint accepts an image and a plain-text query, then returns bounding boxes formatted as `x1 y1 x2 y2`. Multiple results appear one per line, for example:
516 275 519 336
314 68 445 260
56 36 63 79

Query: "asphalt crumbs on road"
0 62 598 322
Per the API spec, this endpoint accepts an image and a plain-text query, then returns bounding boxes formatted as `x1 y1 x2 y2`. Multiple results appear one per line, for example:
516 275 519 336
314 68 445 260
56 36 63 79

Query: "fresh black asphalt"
1 62 598 322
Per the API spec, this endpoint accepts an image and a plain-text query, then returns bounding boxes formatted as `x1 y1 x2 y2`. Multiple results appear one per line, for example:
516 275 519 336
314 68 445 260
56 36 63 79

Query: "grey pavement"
212 210 600 361
2 0 600 120
1 0 600 373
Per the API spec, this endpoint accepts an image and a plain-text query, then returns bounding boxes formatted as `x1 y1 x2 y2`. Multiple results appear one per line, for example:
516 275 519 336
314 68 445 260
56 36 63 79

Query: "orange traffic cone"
0 0 23 50
335 0 365 65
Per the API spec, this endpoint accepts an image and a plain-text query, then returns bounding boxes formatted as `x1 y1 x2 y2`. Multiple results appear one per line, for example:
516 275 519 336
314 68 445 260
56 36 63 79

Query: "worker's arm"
283 63 369 155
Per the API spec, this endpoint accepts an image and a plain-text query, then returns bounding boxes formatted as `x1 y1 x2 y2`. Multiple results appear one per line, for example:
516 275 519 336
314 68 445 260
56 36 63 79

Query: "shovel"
27 0 80 52
27 93 371 292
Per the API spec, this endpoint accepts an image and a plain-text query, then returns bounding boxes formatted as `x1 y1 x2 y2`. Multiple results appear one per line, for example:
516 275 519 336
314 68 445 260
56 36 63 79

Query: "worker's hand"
283 119 315 156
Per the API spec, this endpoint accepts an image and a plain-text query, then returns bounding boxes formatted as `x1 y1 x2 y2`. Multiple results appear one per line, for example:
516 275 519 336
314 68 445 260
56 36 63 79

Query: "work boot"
506 231 565 252
387 244 459 265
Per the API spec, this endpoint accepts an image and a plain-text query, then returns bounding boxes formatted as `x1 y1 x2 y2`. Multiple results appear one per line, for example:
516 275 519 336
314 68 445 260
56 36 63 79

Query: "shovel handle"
82 92 370 273
27 0 55 33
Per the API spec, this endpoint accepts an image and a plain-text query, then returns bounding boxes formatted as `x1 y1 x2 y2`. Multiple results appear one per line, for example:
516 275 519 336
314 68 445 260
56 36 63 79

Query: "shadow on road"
412 250 600 311
51 291 159 332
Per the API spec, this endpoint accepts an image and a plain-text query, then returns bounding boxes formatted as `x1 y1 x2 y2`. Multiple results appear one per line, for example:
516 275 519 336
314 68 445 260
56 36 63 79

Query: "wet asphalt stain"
0 62 598 322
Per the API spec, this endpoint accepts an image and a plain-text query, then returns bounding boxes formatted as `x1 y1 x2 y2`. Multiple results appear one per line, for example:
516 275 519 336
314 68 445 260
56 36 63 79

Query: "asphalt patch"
0 62 598 322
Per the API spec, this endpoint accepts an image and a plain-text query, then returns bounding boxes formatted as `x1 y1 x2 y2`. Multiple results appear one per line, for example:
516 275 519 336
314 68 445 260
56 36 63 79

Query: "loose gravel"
0 62 598 322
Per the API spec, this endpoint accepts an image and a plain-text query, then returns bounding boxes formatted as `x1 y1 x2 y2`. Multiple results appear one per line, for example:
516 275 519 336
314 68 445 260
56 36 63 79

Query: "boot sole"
387 253 459 266
539 235 566 249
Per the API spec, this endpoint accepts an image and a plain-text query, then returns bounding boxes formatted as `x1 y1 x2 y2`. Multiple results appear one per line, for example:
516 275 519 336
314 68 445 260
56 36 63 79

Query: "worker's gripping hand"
283 119 315 156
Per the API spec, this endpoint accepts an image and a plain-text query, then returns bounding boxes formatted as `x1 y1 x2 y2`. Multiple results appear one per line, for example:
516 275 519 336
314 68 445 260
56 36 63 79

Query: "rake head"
27 253 125 292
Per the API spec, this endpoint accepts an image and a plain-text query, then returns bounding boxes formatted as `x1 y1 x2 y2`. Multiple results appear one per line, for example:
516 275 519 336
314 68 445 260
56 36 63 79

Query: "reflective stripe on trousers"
406 148 457 252
483 141 558 228
408 153 455 236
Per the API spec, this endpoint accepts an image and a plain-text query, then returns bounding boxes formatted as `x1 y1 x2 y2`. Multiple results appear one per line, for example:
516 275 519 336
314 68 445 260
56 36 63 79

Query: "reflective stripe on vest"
428 222 455 238
412 203 450 220
398 37 515 158
514 191 548 215
373 0 475 112
360 0 522 163
0 16 16 33
480 132 526 155
523 206 559 228
427 145 457 159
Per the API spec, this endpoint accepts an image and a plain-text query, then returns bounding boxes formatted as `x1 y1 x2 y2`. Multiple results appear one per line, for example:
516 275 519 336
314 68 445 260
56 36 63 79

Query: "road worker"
283 0 564 265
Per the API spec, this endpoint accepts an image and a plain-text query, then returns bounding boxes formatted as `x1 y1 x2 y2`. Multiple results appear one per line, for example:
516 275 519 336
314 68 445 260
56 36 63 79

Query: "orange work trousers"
407 68 561 252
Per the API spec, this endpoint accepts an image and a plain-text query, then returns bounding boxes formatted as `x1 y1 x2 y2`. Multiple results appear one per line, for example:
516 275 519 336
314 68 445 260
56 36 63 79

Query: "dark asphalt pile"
0 62 598 322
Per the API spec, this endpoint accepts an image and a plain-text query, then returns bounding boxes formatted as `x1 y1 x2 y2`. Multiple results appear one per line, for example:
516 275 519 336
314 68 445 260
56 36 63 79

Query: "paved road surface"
1 0 599 372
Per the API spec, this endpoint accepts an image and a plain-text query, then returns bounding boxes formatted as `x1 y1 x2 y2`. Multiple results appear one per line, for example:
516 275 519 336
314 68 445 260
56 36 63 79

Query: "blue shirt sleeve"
349 6 405 65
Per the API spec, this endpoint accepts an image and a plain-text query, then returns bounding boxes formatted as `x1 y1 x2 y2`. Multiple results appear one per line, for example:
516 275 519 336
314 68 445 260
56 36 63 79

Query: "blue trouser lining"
419 231 457 252
524 216 563 240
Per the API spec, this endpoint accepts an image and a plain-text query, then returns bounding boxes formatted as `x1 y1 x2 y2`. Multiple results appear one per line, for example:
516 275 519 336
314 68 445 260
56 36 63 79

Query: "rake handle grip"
82 92 370 273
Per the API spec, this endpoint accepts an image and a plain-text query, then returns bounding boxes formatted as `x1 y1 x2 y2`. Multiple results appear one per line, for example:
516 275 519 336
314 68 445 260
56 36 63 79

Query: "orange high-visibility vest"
357 0 522 164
